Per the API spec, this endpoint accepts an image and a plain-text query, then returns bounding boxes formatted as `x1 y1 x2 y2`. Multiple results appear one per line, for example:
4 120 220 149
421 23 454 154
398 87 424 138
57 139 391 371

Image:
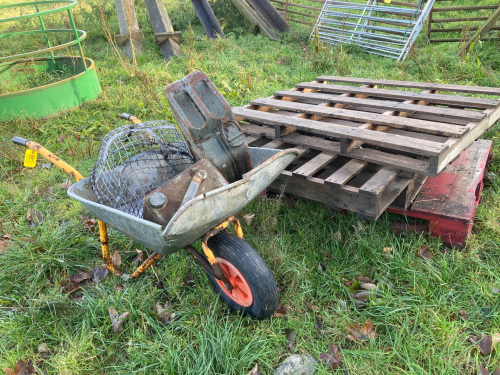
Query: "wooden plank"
233 108 448 156
436 104 500 174
249 98 468 136
315 75 500 96
292 152 337 179
360 167 400 194
458 5 500 57
273 90 485 121
325 159 367 186
246 135 260 145
433 5 499 12
261 139 284 149
295 82 500 108
244 126 433 175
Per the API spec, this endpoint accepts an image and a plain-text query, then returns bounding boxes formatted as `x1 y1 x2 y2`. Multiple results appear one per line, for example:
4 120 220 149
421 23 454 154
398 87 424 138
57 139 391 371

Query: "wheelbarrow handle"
11 136 85 182
120 113 142 124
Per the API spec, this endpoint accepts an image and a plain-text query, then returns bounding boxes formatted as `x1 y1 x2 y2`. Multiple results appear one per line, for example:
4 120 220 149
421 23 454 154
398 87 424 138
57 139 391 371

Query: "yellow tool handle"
120 112 142 124
12 136 84 181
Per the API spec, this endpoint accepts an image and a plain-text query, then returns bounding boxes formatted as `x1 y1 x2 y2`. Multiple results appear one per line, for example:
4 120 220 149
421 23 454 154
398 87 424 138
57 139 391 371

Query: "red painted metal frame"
388 140 492 248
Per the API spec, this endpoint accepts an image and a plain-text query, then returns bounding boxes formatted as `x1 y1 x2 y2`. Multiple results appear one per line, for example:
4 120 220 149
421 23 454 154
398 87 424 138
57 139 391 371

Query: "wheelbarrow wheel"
204 232 279 319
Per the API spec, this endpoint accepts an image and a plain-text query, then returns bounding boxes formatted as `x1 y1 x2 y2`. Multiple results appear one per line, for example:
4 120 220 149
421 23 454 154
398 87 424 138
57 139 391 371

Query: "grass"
1 0 500 373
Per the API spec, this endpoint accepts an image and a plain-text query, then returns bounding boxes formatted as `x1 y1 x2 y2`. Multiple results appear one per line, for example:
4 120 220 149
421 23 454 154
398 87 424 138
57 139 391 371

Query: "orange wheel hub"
215 257 254 307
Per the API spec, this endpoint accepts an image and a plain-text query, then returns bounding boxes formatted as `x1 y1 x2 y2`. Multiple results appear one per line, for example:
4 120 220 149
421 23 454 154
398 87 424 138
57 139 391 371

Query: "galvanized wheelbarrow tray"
13 132 298 319
68 146 296 256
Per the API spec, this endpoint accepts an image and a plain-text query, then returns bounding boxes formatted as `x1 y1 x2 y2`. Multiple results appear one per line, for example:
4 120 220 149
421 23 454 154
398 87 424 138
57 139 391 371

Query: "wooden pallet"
247 135 425 221
234 76 500 177
388 140 492 247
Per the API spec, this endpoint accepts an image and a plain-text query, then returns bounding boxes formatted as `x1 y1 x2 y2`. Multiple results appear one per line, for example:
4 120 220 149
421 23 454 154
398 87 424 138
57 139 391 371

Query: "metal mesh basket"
91 121 194 218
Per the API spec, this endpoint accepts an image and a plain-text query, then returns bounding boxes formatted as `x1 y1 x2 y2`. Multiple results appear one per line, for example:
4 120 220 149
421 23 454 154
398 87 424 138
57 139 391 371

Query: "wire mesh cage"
91 121 194 218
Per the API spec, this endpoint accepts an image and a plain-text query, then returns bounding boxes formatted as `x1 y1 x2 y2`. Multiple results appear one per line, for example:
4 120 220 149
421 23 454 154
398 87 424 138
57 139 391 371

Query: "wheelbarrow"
12 122 298 319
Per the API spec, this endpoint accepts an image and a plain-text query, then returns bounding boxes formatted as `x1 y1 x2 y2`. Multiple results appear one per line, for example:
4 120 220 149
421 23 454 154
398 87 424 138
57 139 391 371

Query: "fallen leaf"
38 342 49 353
315 315 324 331
492 287 500 295
109 306 129 334
132 249 144 266
92 266 108 282
469 333 494 356
307 301 319 313
111 250 121 268
0 234 11 253
383 247 393 254
83 218 96 233
156 302 176 325
347 318 377 342
284 328 296 351
273 304 291 318
60 179 72 190
417 245 433 259
342 278 354 287
70 270 93 285
479 365 489 375
361 283 377 290
26 208 42 227
353 221 364 234
357 275 371 283
332 231 341 241
3 359 36 375
319 344 342 371
460 310 468 320
35 188 42 197
114 284 124 291
247 363 261 375
243 214 255 226
183 273 195 287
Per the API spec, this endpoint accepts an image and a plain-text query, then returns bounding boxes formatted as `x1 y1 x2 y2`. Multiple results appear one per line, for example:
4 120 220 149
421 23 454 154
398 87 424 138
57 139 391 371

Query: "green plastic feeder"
0 1 101 121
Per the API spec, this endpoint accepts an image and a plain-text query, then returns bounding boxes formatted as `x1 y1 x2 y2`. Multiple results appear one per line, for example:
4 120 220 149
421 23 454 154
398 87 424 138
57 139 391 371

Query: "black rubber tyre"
204 232 279 319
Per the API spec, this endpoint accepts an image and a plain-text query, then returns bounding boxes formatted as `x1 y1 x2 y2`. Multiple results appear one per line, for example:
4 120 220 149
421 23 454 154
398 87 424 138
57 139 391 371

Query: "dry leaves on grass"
80 216 96 233
132 249 144 266
307 301 319 313
347 318 377 343
382 247 393 254
417 245 433 260
59 179 72 190
479 365 500 375
92 266 109 283
353 221 364 234
3 359 36 375
460 310 468 320
243 214 255 226
319 344 342 371
109 306 129 335
247 363 261 375
0 234 11 253
26 208 42 228
468 333 500 356
61 269 93 293
111 250 121 268
273 304 291 318
156 302 176 325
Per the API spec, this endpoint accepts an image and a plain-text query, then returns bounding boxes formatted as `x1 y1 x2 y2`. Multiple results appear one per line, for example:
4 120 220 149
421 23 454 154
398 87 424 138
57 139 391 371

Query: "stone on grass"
275 354 316 375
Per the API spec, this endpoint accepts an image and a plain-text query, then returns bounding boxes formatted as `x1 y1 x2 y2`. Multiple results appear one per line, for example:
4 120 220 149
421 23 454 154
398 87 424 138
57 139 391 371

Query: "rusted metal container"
164 71 253 183
143 158 228 227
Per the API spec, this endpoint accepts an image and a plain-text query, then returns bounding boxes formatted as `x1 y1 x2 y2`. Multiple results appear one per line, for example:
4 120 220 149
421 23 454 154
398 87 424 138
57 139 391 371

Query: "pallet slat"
315 75 500 96
295 82 499 108
273 90 485 121
325 159 367 186
249 97 468 136
233 108 448 156
292 152 337 179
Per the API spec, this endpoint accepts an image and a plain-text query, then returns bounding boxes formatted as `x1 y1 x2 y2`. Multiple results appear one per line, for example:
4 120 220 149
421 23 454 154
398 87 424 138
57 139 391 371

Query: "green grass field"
1 0 500 373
